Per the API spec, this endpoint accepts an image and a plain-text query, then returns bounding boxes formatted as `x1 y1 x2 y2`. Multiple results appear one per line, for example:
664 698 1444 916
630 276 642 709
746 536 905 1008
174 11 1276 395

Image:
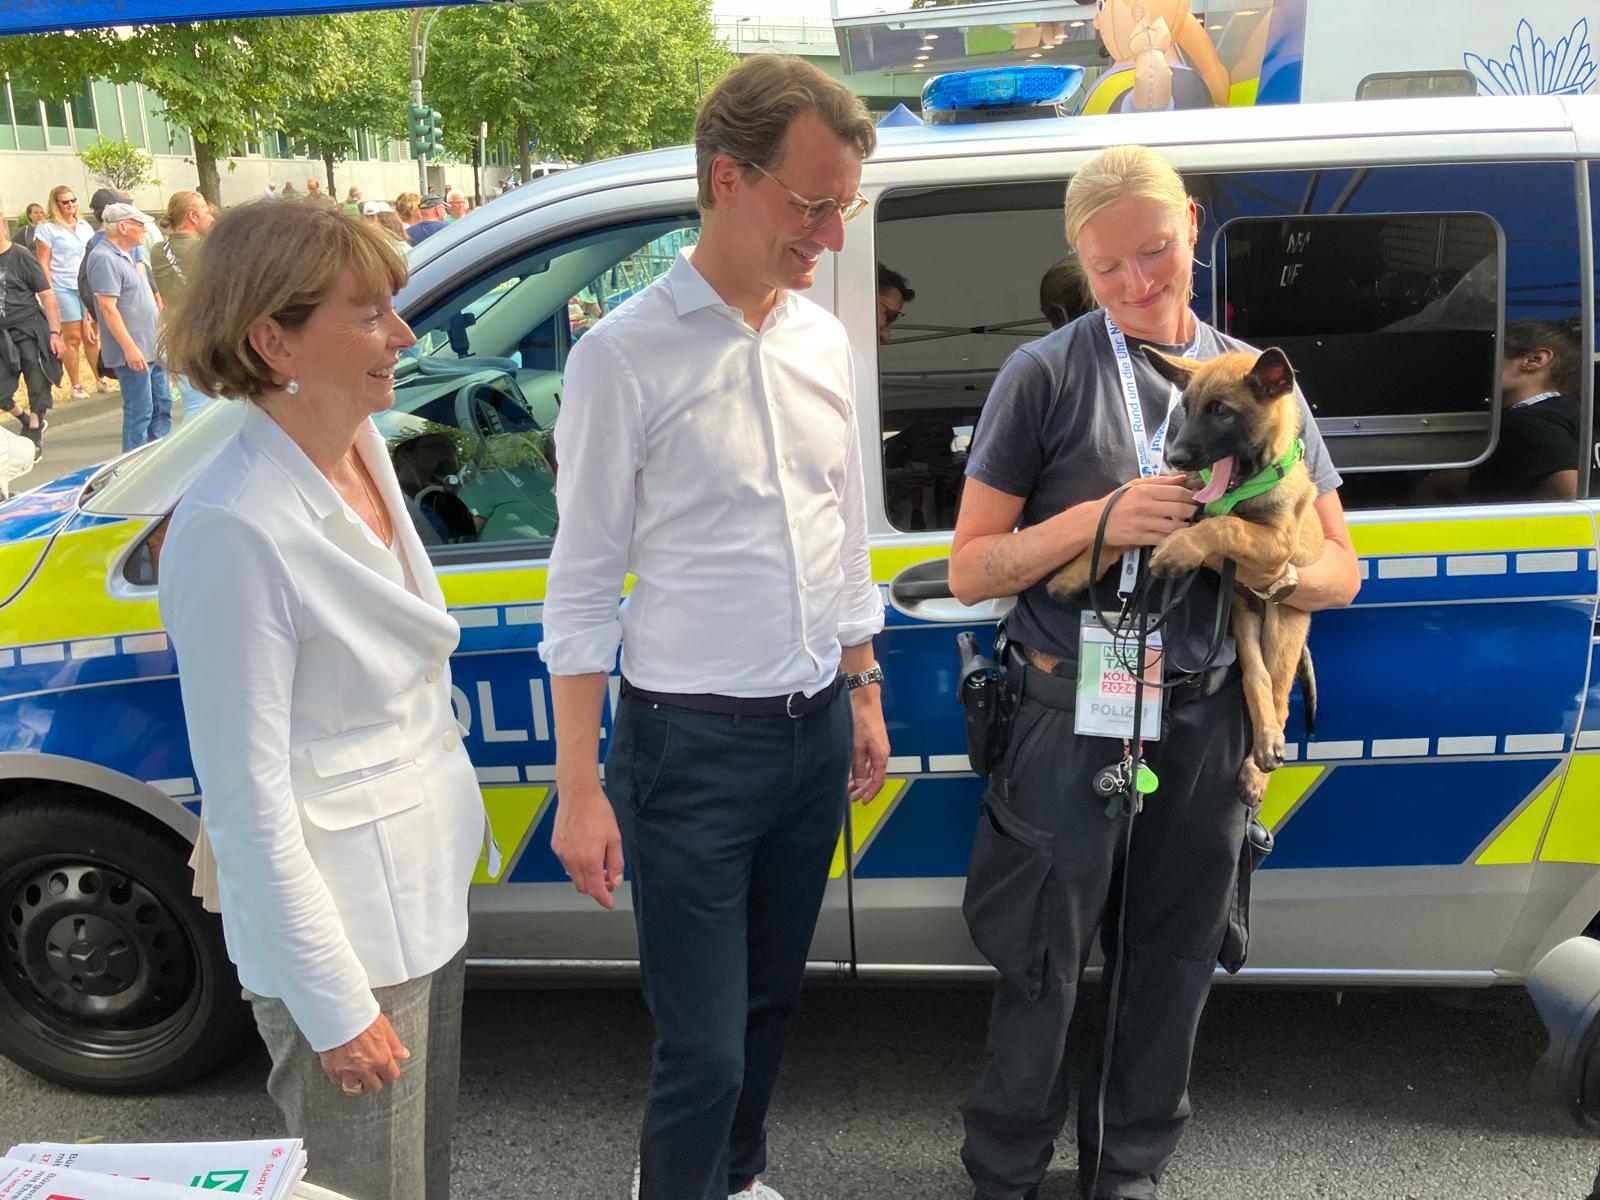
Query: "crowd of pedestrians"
1 173 488 463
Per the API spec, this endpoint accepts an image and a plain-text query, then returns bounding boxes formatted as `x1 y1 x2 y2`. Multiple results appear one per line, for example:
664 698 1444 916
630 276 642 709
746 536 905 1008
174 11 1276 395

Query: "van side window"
1218 212 1502 488
875 182 1064 533
876 162 1585 525
391 217 698 554
1356 71 1476 100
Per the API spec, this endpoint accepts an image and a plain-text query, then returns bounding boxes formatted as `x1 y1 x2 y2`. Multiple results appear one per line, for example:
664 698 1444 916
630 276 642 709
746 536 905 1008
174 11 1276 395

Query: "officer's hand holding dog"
1095 473 1198 546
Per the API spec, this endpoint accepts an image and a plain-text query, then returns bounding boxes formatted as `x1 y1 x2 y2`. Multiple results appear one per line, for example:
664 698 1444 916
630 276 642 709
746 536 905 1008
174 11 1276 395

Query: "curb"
42 390 123 430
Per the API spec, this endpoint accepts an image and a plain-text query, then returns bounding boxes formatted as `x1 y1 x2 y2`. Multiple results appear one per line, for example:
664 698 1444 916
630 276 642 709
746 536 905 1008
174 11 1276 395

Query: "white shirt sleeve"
836 351 886 648
538 332 647 676
159 508 379 1052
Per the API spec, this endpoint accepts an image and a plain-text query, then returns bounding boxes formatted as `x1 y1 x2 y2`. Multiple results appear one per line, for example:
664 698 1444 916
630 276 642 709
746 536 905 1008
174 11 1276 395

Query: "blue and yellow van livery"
2 93 1598 1090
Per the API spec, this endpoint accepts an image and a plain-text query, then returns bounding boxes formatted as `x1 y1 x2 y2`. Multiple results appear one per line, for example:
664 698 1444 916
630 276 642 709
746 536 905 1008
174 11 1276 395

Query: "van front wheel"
0 796 252 1092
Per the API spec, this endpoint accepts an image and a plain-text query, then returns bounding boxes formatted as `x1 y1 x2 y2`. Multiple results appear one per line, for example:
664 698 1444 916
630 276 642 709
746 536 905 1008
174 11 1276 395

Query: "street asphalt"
1 983 1597 1198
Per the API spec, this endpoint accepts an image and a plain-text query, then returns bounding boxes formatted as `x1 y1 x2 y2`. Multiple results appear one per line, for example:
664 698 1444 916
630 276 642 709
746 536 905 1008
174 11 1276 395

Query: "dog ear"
1142 346 1196 390
1245 348 1296 402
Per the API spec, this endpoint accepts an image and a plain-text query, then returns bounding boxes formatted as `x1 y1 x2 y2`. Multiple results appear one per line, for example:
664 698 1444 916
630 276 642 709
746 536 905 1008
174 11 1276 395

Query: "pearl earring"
285 378 300 395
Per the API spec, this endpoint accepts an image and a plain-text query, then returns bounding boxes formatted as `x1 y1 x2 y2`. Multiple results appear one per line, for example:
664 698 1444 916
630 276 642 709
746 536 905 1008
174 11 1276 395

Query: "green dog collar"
1199 437 1305 518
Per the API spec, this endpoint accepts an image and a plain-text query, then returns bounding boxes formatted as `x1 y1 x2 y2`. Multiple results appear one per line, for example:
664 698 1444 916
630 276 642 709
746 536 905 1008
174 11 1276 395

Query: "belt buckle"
786 691 800 719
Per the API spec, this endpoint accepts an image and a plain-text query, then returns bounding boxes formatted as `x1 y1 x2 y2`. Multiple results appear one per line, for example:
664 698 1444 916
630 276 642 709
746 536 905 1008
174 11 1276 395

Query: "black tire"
0 795 254 1092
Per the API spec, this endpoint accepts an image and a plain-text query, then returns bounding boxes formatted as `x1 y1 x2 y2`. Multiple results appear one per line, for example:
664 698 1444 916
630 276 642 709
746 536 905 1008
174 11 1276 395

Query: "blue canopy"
0 0 459 37
876 103 923 128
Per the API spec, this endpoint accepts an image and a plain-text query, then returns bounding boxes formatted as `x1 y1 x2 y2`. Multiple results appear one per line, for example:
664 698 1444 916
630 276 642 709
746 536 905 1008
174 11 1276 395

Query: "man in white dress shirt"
538 56 889 1200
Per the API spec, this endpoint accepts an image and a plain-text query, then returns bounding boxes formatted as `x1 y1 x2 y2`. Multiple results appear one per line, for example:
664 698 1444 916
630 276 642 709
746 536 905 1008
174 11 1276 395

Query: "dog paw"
1253 729 1286 773
1149 533 1204 578
1238 760 1268 809
1045 564 1087 600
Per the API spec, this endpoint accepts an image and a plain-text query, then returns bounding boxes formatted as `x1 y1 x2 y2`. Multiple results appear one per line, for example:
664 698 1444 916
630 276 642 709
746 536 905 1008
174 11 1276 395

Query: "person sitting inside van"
1417 318 1589 504
1039 253 1097 329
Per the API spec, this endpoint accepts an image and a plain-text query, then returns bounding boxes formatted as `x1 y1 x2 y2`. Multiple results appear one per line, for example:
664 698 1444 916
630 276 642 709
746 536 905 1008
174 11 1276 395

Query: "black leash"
1083 487 1236 1200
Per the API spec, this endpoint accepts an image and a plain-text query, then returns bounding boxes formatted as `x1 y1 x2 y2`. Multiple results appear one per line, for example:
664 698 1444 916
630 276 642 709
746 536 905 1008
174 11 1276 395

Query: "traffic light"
424 109 444 158
407 103 430 158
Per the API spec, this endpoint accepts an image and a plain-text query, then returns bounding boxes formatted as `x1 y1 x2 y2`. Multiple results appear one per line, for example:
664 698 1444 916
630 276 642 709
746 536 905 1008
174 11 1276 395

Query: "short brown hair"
694 55 876 211
394 192 420 222
1504 318 1584 397
164 200 407 403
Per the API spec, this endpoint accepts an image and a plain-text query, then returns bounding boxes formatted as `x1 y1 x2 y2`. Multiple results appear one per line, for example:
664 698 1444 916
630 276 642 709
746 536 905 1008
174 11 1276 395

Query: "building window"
9 77 45 151
92 82 122 140
68 78 94 139
119 84 146 147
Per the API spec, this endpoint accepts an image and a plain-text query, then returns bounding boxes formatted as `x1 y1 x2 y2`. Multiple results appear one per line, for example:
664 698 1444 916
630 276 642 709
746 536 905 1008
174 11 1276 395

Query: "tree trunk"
194 140 222 207
324 154 336 197
517 119 532 182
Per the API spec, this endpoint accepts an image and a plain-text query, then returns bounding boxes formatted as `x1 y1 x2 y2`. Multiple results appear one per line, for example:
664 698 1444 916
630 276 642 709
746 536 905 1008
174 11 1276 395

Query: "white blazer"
159 403 485 1052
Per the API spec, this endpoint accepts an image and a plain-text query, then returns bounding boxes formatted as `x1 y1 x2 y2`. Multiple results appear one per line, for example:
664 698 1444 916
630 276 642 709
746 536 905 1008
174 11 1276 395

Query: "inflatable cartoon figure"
1084 0 1231 114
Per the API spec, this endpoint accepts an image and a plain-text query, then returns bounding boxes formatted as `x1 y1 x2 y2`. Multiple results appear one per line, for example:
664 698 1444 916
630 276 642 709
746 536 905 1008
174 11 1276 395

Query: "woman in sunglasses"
34 185 100 398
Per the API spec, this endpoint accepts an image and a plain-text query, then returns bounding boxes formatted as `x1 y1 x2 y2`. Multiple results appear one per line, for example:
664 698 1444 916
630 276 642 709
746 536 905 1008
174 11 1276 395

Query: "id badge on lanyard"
1074 611 1163 741
1105 311 1192 596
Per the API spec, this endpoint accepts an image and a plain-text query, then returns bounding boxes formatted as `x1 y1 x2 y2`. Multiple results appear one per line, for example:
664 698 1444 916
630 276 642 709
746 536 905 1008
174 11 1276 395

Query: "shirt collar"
239 402 344 520
666 249 794 326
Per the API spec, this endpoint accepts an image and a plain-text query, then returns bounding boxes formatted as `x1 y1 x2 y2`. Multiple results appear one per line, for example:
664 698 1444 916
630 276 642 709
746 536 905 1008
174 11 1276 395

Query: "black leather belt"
620 674 844 718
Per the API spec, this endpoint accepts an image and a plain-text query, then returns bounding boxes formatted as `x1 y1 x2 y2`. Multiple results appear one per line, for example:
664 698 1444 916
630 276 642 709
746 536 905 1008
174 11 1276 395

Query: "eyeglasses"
60 198 78 206
745 162 869 230
878 295 905 326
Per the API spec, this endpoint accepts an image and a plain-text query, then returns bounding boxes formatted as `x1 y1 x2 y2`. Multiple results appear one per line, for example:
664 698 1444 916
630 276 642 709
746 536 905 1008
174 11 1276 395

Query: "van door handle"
889 557 1015 623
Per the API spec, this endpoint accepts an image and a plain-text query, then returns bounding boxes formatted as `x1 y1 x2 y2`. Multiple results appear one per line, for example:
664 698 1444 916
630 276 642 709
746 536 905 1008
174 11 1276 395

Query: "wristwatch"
48 329 60 335
1250 562 1299 604
845 664 884 690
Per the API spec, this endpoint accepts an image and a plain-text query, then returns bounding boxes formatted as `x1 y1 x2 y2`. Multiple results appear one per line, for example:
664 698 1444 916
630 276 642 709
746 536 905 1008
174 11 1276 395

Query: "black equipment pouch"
956 627 1015 778
1219 813 1274 974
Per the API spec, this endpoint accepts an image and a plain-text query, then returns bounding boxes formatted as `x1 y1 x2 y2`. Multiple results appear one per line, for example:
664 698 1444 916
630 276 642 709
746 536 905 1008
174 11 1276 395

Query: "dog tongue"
1193 455 1235 504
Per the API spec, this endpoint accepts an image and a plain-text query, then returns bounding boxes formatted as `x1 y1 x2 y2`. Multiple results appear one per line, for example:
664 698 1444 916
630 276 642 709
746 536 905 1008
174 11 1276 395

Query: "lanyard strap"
1512 390 1560 410
1104 311 1195 477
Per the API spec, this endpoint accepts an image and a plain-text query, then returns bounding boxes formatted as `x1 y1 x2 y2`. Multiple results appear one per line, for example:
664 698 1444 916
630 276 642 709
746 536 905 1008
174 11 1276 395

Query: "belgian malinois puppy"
1046 347 1321 806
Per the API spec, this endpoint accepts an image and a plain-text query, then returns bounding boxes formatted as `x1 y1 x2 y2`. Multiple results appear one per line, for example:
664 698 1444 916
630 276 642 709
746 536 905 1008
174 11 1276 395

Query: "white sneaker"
632 1166 784 1200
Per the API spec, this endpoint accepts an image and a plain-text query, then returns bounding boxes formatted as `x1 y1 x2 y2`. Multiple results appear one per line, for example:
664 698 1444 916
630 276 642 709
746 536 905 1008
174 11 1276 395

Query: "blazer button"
442 730 459 751
426 663 443 683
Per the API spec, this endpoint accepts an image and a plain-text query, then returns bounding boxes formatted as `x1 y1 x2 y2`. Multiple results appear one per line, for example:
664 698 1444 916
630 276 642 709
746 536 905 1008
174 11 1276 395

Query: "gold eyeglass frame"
746 162 870 229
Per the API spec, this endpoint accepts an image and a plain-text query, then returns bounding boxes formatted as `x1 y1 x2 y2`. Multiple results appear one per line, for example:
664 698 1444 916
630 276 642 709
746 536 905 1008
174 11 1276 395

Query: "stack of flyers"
0 1159 212 1198
3 1141 306 1200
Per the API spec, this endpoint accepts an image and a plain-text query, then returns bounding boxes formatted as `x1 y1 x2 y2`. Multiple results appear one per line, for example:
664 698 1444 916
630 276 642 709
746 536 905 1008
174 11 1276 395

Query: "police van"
0 89 1597 1091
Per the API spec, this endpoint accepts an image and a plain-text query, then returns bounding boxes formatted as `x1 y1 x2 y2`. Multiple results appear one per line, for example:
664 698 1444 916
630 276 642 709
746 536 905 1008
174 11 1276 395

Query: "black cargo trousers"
961 648 1251 1200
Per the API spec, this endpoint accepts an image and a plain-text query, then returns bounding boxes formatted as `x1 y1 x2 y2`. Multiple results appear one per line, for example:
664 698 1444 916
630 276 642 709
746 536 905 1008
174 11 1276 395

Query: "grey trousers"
247 948 466 1200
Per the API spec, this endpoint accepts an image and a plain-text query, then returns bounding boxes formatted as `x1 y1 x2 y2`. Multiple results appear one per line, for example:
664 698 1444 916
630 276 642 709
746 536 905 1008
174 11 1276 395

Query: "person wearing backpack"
152 191 216 418
0 205 64 459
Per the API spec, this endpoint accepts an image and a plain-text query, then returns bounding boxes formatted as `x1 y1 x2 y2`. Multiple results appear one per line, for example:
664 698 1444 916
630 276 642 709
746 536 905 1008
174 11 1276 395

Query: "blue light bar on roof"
921 65 1084 112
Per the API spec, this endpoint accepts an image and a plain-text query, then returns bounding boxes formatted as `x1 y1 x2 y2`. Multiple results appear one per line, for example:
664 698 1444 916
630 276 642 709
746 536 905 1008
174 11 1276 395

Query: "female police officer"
948 144 1360 1200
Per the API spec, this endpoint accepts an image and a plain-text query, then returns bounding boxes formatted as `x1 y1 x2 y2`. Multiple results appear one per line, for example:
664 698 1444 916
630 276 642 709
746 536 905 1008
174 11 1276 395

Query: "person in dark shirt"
1417 318 1588 503
0 207 64 457
1472 318 1588 502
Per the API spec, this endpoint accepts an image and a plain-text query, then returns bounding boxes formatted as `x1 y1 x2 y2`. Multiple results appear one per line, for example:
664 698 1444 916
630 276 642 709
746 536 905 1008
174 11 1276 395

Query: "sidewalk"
47 388 123 430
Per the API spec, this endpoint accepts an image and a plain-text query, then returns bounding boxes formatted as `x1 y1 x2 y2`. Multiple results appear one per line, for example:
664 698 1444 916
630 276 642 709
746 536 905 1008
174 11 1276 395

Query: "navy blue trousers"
608 683 851 1200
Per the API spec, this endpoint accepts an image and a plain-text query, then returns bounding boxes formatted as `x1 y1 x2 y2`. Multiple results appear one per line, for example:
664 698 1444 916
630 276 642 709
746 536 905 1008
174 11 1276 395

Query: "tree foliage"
0 18 338 204
278 13 411 193
424 0 734 169
79 140 158 192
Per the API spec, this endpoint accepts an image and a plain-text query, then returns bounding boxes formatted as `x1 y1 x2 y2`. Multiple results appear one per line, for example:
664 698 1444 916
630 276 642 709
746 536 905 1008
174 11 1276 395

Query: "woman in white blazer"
158 200 486 1200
